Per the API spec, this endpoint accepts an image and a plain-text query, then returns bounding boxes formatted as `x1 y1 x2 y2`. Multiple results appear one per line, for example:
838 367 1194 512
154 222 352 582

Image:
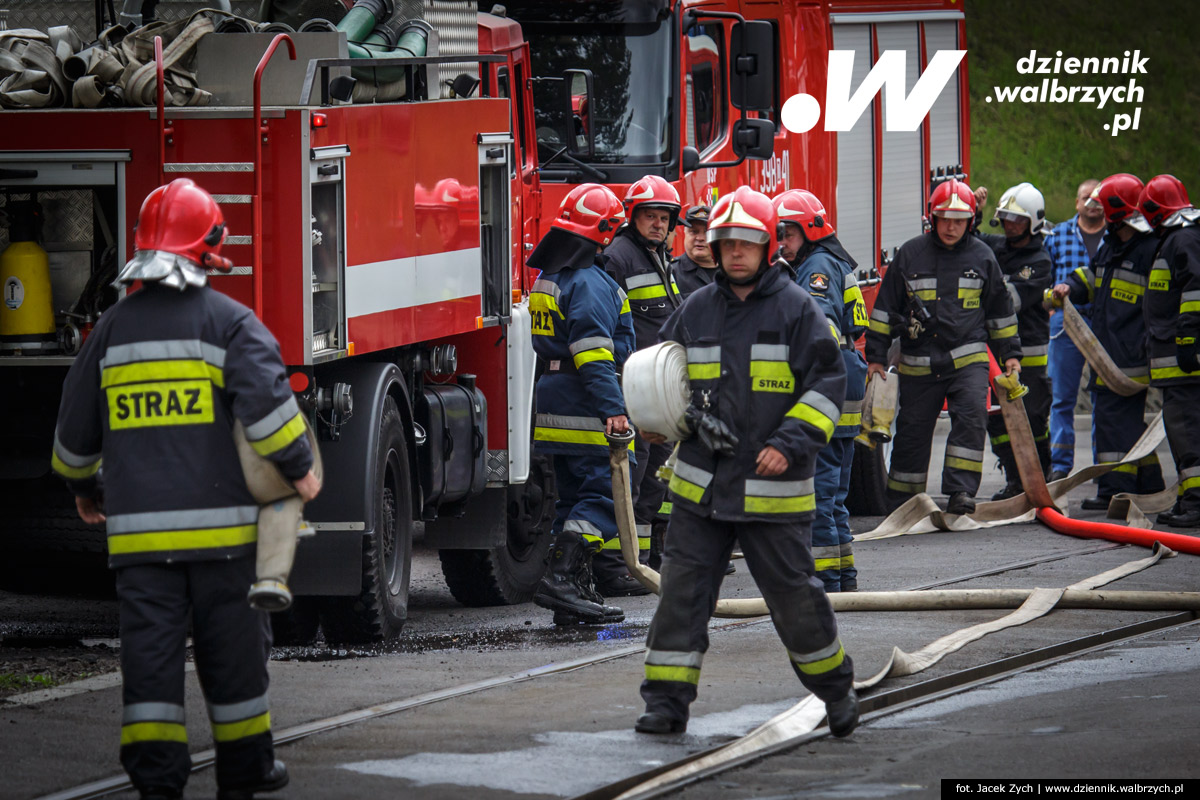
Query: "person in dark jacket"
866 179 1022 515
671 204 715 298
975 182 1056 499
1139 175 1200 527
527 183 637 623
634 187 858 739
1052 174 1165 509
598 175 684 595
775 189 867 592
51 180 318 800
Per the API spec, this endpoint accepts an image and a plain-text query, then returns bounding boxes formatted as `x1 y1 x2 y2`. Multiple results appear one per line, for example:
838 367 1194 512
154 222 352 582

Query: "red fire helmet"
1087 173 1144 224
553 183 626 246
928 178 976 220
707 186 779 256
1138 174 1192 229
773 189 834 241
624 175 681 227
133 178 228 267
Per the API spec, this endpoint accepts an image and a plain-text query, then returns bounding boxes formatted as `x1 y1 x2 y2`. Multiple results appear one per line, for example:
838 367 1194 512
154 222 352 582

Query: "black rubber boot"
1080 495 1112 511
1163 508 1200 528
574 548 625 622
826 688 859 738
1047 469 1069 482
216 760 289 800
946 492 976 515
635 711 687 734
534 534 622 624
991 480 1023 501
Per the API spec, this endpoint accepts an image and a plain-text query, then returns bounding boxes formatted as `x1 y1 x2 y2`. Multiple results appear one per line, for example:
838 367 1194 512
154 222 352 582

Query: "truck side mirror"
729 21 775 112
563 68 596 159
731 119 775 159
681 145 701 175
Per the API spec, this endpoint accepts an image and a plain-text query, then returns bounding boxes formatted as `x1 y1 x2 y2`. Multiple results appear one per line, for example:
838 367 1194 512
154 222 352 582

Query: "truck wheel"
321 397 413 643
438 455 556 606
847 439 889 516
270 597 320 646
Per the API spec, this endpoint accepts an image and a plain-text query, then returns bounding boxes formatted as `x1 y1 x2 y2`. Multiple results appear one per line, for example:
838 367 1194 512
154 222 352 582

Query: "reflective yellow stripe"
101 359 224 389
1182 301 1200 314
794 644 845 675
529 292 563 318
945 456 983 472
211 712 271 743
572 348 614 368
108 525 257 555
620 298 631 314
814 557 840 571
1148 269 1171 291
1020 354 1049 367
914 289 937 301
954 351 991 368
958 287 981 301
534 427 608 446
888 478 924 493
1109 279 1145 303
628 285 668 300
1180 475 1200 492
688 362 720 380
1095 373 1150 387
868 319 892 335
744 493 816 514
600 536 650 550
120 722 188 746
645 664 700 684
898 363 932 376
840 553 855 568
669 473 706 503
785 402 835 441
837 412 862 428
249 412 306 457
51 452 101 479
988 325 1017 340
990 434 1011 446
750 360 795 393
658 501 673 515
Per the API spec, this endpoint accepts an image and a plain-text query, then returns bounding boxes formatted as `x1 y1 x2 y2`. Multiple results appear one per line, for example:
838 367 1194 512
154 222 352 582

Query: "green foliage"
966 0 1200 223
0 672 57 691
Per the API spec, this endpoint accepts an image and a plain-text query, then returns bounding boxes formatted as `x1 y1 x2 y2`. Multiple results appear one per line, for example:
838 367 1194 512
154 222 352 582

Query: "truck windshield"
506 2 674 167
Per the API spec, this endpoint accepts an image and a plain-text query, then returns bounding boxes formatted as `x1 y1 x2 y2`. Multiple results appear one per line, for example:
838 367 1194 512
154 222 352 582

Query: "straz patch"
107 380 214 429
808 272 829 293
1111 288 1139 304
753 376 795 393
750 360 795 393
530 308 555 336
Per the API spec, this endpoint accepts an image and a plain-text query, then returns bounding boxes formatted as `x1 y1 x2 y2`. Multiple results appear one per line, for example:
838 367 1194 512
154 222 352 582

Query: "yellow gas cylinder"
1 204 57 353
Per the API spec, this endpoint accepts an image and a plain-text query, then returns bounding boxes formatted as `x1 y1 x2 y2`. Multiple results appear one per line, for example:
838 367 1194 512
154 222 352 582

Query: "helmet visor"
932 208 974 220
707 225 770 246
995 209 1030 225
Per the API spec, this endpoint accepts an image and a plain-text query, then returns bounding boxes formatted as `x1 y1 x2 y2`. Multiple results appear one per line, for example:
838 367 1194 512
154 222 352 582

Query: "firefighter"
866 179 1023 515
975 182 1055 499
50 179 318 800
1049 174 1165 508
635 186 858 737
671 204 715 297
527 183 636 624
599 175 684 596
1139 174 1200 527
774 189 867 593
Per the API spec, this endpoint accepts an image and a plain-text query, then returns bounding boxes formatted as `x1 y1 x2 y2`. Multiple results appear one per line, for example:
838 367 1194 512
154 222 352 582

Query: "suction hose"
334 0 430 90
1036 507 1200 556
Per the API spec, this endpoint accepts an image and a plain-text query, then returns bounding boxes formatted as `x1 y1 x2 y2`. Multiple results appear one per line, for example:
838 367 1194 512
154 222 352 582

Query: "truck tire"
0 479 107 553
320 397 413 643
847 439 889 517
438 455 556 606
270 597 321 646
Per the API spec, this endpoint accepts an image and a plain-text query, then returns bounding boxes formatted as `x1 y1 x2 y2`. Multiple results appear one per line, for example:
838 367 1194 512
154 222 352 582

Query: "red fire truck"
0 0 968 641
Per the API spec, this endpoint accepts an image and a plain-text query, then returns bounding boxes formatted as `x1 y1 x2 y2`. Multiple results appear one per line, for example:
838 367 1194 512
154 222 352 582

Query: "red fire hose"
1036 507 1200 556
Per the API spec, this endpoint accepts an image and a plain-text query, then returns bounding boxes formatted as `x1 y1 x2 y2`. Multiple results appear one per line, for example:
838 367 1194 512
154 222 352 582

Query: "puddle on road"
338 701 795 796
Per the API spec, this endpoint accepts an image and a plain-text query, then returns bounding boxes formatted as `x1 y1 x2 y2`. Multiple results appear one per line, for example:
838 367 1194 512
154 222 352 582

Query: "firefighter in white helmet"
51 179 318 800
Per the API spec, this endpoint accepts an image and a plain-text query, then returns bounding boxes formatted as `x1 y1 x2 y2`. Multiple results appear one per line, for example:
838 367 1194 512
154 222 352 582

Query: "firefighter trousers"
1091 386 1165 499
640 504 854 723
987 367 1051 481
813 436 856 592
1163 384 1200 513
116 556 274 795
552 452 621 551
887 364 988 506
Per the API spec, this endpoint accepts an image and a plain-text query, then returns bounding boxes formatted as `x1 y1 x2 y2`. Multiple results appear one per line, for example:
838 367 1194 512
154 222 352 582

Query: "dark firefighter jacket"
51 284 314 569
529 254 637 455
792 244 868 438
1063 228 1158 388
658 265 847 523
671 252 716 299
1145 223 1200 386
604 230 681 349
977 232 1054 369
866 231 1022 377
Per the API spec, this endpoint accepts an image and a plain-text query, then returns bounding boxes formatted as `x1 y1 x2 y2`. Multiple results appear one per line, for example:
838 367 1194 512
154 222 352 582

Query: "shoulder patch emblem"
808 273 829 291
1018 266 1033 280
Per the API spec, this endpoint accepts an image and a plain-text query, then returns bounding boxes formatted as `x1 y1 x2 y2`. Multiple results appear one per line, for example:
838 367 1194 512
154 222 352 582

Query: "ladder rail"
252 33 296 320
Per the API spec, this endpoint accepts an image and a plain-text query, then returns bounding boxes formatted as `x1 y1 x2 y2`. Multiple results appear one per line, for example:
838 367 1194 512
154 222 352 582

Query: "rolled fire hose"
621 341 691 442
1059 296 1147 396
233 415 324 612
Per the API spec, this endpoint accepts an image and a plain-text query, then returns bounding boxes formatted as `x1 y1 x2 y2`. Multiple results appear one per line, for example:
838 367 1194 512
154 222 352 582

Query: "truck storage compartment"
417 376 487 517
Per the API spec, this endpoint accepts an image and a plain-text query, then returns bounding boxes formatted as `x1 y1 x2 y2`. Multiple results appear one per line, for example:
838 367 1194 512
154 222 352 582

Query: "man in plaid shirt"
1043 179 1104 480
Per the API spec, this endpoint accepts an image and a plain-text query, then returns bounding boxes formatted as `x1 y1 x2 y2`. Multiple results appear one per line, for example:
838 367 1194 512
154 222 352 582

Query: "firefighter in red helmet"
527 183 637 624
1139 175 1200 526
636 186 858 738
599 174 684 596
51 179 318 800
865 178 1022 515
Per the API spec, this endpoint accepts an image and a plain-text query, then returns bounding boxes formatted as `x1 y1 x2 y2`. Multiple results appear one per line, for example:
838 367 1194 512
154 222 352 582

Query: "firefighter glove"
1177 338 1200 374
684 405 739 457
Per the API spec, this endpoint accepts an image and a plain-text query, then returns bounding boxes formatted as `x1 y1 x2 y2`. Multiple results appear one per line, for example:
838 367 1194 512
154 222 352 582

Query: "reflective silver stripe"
950 342 987 359
1096 452 1127 463
986 315 1018 330
798 389 841 424
844 272 859 289
750 343 789 361
841 398 862 413
617 287 628 303
869 308 891 323
124 702 186 724
744 477 814 497
99 339 226 370
535 413 604 432
208 694 269 723
958 277 983 288
900 353 931 366
673 459 714 489
1120 365 1149 378
1182 290 1200 303
1180 466 1200 480
812 545 842 560
564 519 603 536
891 470 927 483
946 445 984 461
635 523 651 537
625 272 664 289
52 431 100 467
789 638 843 664
1151 357 1177 370
530 279 561 302
644 649 704 668
1023 344 1048 357
1006 282 1022 312
244 396 301 441
910 278 937 291
569 336 615 355
687 346 721 362
107 506 258 534
1111 269 1148 286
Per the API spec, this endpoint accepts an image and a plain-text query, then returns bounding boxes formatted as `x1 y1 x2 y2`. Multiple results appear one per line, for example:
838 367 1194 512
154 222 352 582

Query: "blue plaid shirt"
1044 215 1093 314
